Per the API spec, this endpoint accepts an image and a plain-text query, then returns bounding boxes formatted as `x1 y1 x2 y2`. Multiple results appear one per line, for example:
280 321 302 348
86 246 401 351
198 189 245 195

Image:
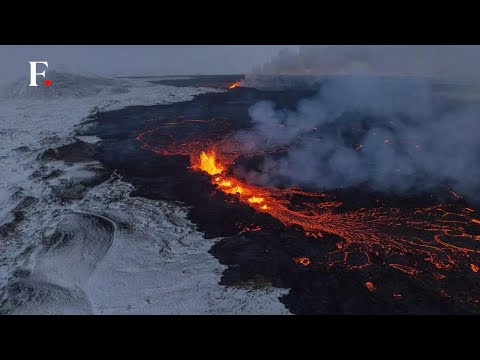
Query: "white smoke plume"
235 73 480 201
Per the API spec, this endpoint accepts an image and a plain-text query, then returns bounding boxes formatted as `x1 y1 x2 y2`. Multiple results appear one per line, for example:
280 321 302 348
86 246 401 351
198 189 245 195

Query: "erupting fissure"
195 150 272 211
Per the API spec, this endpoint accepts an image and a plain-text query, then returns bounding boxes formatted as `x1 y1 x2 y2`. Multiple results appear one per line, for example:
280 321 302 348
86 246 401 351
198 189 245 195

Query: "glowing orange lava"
471 264 479 273
189 149 274 210
248 196 265 204
365 282 376 292
197 151 224 175
229 81 241 89
294 257 311 266
389 264 419 276
225 186 244 195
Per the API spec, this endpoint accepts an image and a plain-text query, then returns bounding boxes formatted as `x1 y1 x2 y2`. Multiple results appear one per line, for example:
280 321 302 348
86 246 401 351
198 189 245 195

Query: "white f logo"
29 61 48 87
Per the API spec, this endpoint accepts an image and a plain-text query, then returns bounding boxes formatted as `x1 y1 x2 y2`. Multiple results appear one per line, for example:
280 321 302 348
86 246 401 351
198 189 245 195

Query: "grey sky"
0 45 299 81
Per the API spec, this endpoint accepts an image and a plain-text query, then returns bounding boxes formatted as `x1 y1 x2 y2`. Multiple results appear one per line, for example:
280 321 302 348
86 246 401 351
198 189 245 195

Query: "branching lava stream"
136 118 480 305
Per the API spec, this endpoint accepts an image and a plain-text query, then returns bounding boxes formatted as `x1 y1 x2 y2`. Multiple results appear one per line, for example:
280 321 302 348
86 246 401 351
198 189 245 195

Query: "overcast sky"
0 45 299 81
3 45 480 84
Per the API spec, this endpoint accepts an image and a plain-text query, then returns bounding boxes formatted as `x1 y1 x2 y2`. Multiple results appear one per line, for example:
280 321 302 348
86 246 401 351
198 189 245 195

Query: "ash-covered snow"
0 74 289 314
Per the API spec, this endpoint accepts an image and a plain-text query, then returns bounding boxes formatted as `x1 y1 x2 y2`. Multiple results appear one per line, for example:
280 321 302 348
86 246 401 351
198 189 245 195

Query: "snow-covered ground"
0 74 289 314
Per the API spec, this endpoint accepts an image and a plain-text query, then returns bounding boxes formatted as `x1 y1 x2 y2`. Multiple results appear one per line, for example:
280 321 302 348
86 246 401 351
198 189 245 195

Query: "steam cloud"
235 73 480 201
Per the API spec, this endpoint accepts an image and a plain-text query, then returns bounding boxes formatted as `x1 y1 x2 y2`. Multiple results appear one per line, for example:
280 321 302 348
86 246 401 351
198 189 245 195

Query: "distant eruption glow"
229 81 241 89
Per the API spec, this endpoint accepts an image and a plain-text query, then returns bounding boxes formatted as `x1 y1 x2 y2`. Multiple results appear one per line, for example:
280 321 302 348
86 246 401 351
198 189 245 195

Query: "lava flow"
192 149 480 272
136 119 480 285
